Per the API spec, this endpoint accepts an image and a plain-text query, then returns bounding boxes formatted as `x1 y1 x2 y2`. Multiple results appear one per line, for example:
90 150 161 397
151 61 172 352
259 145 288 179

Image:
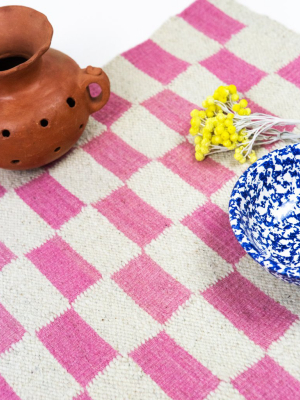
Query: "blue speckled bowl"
229 143 300 285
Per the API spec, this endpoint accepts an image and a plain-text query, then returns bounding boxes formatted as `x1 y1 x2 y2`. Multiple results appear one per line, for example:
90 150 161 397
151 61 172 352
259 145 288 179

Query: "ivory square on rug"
104 56 163 103
247 74 300 120
226 19 300 74
145 223 232 292
59 206 141 276
0 192 54 256
49 149 123 205
88 356 170 400
73 278 161 354
268 321 300 382
152 16 221 64
0 257 68 333
169 64 224 106
165 295 264 380
111 105 184 159
0 334 81 400
128 161 206 221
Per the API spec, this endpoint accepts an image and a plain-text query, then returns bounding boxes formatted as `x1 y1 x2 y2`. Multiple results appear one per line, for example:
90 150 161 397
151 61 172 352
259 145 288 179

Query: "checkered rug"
2 1 300 399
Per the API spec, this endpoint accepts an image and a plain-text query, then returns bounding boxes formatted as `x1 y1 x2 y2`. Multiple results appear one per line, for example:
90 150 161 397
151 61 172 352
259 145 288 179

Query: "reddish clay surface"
0 6 110 170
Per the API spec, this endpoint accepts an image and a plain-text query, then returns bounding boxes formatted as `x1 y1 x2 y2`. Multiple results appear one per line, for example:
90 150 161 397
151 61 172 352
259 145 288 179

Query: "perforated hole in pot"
2 130 10 137
40 119 48 127
67 97 76 107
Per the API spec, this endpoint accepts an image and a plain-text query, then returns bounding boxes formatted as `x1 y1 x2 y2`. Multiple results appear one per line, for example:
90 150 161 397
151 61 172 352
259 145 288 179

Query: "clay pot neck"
0 6 53 78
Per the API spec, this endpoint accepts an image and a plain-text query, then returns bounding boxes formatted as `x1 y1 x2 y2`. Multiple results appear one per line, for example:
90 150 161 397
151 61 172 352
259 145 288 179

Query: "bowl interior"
230 144 300 280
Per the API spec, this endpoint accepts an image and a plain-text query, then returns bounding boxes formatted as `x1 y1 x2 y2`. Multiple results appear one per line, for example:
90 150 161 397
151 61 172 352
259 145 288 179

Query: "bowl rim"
229 143 300 280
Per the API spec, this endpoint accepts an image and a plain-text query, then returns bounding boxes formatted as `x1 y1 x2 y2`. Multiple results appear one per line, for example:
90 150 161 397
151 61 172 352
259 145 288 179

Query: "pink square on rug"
278 56 300 89
16 173 84 229
203 272 297 349
84 130 149 181
27 236 101 302
95 186 171 247
179 0 245 44
0 242 15 272
232 356 300 400
182 202 245 264
92 92 131 127
160 142 235 196
0 186 6 199
201 49 266 92
113 254 191 323
142 90 198 136
38 309 117 386
131 331 219 400
123 40 190 84
0 303 25 354
0 375 21 400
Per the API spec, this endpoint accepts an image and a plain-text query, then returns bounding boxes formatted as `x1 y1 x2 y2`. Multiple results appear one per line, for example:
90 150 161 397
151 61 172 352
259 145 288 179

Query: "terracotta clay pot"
0 6 110 170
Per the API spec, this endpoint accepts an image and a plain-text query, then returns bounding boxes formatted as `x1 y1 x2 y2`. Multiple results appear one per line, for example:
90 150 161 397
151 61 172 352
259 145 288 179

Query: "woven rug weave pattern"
2 0 300 399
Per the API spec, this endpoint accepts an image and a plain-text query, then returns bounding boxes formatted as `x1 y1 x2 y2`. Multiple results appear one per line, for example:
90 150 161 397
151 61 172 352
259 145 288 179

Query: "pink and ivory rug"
1 0 300 399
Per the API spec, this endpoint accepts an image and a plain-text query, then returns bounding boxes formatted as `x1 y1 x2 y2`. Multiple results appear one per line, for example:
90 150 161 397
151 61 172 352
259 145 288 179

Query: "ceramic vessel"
229 143 300 285
0 6 110 170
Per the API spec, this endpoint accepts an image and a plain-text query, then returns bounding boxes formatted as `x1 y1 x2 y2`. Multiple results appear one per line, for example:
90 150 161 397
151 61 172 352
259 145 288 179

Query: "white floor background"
1 0 299 68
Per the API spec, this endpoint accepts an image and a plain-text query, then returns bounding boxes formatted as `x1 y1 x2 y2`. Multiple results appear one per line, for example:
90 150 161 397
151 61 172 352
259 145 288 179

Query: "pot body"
0 6 110 170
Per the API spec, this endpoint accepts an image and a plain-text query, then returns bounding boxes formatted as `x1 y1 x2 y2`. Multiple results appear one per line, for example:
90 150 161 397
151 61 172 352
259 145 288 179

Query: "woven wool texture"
2 0 300 399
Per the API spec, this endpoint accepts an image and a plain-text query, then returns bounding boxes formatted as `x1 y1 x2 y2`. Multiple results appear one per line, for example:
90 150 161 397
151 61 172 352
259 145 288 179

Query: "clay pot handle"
81 66 110 114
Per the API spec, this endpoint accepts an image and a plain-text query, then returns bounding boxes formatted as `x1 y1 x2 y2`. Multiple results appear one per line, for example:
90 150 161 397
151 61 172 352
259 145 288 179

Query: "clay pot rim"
0 5 53 77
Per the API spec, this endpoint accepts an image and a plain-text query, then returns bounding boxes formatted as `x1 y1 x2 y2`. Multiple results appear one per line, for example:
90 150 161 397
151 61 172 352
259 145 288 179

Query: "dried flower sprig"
189 85 300 164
